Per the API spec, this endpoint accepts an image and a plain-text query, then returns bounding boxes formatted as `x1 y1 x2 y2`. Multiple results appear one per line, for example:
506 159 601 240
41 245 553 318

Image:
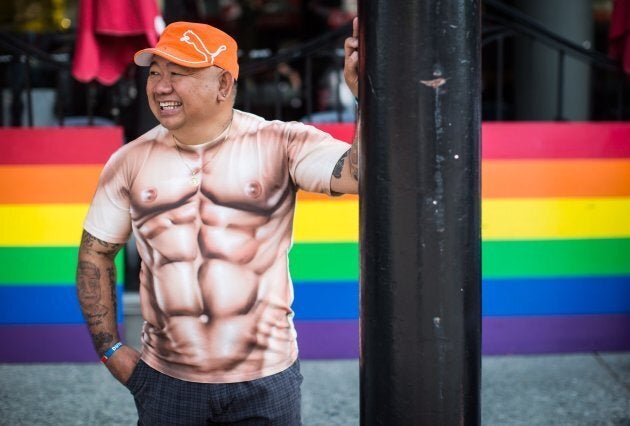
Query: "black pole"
359 1 481 424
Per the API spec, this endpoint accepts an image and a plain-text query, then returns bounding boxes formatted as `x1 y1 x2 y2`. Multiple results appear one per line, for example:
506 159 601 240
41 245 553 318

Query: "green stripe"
0 247 125 285
4 238 626 284
290 239 630 280
483 238 630 278
289 242 359 281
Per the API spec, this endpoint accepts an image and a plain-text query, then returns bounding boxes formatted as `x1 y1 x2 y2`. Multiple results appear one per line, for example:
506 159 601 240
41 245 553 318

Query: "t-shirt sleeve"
83 148 133 244
285 122 351 195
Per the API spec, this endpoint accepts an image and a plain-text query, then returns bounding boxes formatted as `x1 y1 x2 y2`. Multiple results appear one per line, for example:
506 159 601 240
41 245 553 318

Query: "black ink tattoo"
92 332 114 353
77 261 101 304
332 150 350 179
85 312 106 327
80 231 123 258
108 266 117 312
77 260 109 326
349 145 359 181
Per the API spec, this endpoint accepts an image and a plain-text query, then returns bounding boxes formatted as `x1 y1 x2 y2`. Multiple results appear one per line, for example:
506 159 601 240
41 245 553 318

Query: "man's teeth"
159 101 181 110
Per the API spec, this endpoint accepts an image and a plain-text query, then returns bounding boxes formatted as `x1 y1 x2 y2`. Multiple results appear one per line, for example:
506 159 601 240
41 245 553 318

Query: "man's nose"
154 75 173 93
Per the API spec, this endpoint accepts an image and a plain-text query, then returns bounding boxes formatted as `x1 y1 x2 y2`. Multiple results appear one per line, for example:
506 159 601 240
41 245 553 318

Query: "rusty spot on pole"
420 77 447 88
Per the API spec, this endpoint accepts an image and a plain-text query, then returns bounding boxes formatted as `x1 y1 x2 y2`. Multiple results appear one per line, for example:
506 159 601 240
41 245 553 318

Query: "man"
76 18 360 425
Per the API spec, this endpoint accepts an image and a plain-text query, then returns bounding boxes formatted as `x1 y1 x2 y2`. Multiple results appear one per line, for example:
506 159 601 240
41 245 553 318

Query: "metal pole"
358 0 482 424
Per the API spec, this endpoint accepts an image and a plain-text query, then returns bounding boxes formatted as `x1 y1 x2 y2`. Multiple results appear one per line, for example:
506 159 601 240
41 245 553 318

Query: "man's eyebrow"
167 63 194 73
147 60 194 73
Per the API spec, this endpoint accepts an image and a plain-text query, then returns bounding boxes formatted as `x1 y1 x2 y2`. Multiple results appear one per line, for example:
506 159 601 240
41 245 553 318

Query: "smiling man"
76 20 360 425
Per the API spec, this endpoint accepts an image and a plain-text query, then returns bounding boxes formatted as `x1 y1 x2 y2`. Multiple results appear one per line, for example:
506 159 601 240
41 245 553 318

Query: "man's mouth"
159 101 182 110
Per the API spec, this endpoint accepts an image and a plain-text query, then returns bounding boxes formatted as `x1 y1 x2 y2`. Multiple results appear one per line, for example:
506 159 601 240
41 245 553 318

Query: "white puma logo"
180 30 227 65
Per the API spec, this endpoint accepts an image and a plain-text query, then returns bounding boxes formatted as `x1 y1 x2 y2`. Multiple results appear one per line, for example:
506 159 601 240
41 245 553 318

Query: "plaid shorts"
125 360 303 425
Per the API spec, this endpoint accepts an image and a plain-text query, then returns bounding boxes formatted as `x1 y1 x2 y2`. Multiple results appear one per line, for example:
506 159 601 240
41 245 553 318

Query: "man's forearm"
76 230 124 355
349 114 360 181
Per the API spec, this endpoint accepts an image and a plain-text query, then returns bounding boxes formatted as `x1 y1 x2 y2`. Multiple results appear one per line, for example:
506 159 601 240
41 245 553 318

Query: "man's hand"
104 345 142 385
344 17 359 99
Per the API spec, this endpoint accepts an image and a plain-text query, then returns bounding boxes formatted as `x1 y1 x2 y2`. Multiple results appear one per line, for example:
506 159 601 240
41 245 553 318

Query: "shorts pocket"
124 359 145 394
287 359 304 385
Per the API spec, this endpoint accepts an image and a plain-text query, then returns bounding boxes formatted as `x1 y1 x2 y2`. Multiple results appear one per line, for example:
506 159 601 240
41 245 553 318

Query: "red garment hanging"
72 0 163 85
609 0 630 74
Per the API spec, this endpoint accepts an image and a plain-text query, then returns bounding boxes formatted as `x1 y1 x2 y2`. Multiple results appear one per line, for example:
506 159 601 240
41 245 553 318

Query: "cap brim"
133 47 238 79
133 49 212 68
134 49 157 66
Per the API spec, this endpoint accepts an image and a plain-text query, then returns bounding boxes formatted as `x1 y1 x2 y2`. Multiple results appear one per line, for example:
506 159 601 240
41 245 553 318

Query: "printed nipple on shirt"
244 181 262 198
141 188 158 202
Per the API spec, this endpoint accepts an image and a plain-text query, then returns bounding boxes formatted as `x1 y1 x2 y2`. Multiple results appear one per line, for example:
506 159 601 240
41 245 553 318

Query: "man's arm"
76 230 140 383
331 17 360 195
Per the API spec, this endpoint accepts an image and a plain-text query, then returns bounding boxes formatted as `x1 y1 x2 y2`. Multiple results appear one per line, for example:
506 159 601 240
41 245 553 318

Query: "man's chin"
156 117 183 131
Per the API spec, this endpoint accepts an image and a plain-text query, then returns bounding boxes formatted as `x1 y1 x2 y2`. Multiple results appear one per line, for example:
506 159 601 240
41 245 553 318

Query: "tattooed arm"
331 17 360 195
76 230 140 384
330 118 360 195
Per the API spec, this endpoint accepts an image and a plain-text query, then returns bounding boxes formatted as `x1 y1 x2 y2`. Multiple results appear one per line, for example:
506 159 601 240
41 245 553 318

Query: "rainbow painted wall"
296 122 630 357
1 123 628 362
0 128 124 362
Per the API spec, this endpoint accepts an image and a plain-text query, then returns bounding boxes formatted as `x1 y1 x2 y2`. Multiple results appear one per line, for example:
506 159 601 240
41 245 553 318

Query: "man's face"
146 56 224 132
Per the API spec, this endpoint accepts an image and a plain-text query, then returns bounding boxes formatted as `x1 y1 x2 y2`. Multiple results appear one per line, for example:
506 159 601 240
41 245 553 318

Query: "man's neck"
174 110 234 146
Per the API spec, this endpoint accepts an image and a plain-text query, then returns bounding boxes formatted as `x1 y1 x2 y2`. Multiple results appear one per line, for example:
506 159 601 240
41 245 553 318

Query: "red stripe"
482 122 630 159
3 123 629 165
308 122 630 159
0 127 123 164
311 123 355 143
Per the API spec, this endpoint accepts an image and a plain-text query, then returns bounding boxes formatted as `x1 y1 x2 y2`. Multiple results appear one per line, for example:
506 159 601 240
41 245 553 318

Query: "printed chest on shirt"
129 136 292 219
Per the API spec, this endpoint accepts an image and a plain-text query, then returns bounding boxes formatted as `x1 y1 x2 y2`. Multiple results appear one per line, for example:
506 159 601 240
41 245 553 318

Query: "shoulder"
108 125 168 160
232 109 323 140
100 126 169 178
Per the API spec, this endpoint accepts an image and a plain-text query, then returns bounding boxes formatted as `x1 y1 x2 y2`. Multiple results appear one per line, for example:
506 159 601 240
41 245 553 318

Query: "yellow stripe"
0 204 87 246
4 197 627 246
295 197 630 242
483 197 630 240
294 199 359 242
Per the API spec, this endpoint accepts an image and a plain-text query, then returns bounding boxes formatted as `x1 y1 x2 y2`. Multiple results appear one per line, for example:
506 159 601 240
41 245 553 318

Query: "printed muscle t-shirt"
83 109 350 383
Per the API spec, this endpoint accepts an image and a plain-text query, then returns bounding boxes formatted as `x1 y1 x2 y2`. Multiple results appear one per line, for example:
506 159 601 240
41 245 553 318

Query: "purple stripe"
296 320 359 359
482 314 630 354
0 324 125 363
3 316 628 362
295 315 630 359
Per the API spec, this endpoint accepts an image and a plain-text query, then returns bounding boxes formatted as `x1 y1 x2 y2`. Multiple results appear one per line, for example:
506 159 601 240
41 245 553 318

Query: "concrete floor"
1 300 627 425
0 353 628 425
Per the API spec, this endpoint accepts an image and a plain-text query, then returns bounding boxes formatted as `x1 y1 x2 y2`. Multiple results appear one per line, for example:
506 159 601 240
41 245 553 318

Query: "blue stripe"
293 281 358 320
2 276 628 324
293 276 630 319
483 276 630 316
0 285 124 324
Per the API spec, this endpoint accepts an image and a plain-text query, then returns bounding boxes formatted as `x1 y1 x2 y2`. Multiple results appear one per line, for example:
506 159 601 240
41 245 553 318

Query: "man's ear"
217 71 234 102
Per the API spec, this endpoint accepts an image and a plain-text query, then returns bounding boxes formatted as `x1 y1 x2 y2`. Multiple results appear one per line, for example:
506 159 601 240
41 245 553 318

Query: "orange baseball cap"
134 21 239 80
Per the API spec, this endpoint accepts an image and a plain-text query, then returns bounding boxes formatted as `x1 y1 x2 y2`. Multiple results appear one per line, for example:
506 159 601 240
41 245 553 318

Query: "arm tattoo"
76 232 122 353
349 143 359 181
92 332 115 353
80 231 123 259
77 260 109 326
332 150 350 179
107 266 117 312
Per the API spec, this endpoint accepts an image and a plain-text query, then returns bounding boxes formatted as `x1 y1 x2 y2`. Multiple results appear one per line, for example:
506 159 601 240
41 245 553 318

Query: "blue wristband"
100 342 122 363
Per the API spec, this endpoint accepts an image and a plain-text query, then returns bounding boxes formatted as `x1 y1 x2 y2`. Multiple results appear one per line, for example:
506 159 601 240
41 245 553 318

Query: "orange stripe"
0 165 103 203
297 191 358 202
5 159 623 204
483 159 630 198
